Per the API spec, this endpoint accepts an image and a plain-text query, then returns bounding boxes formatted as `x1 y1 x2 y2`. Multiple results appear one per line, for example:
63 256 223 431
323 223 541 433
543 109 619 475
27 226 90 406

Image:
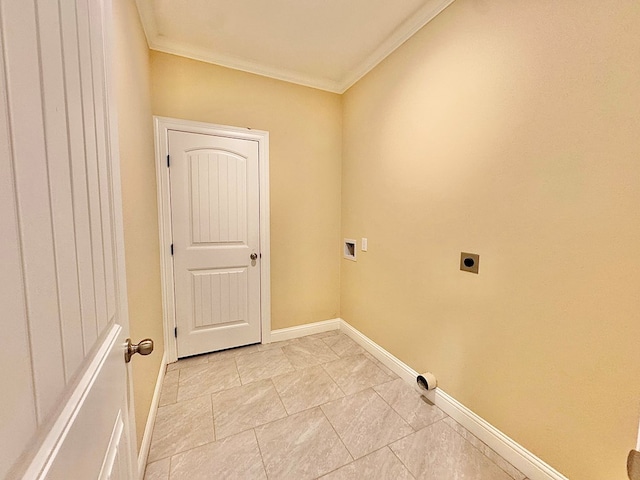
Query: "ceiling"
135 0 455 93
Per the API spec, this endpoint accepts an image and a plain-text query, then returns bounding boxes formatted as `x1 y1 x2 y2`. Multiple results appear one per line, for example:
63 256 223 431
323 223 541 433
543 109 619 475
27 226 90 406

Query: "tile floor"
144 331 529 480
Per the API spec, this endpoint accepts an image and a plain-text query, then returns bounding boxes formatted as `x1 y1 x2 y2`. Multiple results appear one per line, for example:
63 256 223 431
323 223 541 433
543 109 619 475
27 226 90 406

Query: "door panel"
99 411 128 480
0 0 137 477
39 326 130 480
170 131 261 357
192 268 248 328
0 28 38 475
2 0 67 422
60 0 101 353
37 0 86 377
189 151 247 243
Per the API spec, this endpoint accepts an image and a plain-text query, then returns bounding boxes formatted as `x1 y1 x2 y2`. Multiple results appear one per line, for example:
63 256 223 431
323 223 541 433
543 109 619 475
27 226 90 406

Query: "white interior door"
169 130 262 357
0 0 137 478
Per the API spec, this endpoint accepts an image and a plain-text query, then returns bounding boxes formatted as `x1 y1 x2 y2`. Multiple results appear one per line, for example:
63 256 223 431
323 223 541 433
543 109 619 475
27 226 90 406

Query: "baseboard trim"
338 318 568 480
434 389 568 480
338 319 422 387
137 352 166 479
269 318 341 343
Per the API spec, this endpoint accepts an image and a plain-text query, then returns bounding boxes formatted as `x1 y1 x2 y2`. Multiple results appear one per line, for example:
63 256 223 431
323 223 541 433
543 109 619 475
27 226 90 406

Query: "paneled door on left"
0 0 138 478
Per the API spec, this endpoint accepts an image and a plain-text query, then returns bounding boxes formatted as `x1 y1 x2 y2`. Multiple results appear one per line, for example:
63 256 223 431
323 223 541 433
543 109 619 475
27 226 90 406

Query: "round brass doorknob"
250 253 258 260
125 338 154 363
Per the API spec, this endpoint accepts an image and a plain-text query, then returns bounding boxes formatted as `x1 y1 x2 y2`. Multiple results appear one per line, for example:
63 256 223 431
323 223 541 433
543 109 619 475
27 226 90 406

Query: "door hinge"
167 154 170 167
170 244 174 256
174 327 177 338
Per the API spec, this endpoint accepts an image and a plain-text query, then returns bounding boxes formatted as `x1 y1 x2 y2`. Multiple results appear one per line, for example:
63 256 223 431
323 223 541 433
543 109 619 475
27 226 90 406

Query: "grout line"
321 363 348 398
388 442 417 480
319 362 348 396
232 355 242 386
319 406 354 463
252 428 269 478
393 417 450 470
158 331 525 480
210 392 216 442
443 418 524 480
268 377 289 416
370 383 417 432
172 368 181 406
146 401 219 464
156 434 218 465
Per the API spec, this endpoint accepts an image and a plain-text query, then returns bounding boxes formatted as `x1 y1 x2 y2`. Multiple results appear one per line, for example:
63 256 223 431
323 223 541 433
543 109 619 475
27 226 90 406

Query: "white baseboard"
435 389 568 480
137 352 166 479
338 318 568 480
269 318 341 343
338 319 424 388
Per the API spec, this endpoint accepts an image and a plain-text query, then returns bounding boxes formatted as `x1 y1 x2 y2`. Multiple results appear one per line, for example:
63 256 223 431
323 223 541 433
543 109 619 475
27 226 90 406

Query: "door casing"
154 116 271 363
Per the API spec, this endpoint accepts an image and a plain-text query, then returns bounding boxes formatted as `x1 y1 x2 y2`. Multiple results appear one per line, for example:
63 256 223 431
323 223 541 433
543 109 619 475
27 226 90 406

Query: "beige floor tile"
148 396 214 462
149 336 523 480
211 379 287 439
363 352 399 378
282 337 339 369
257 338 300 351
235 347 295 384
169 430 266 480
143 458 170 480
255 407 352 479
374 378 446 430
322 389 413 459
319 447 413 480
390 420 513 480
272 365 344 414
323 334 365 358
166 354 209 372
158 370 179 407
442 417 526 480
163 369 180 386
206 343 260 362
306 330 341 340
323 354 393 395
177 359 241 401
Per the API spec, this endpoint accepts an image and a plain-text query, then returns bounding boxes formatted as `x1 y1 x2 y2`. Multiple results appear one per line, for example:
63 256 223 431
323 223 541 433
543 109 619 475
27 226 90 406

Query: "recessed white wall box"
361 238 368 251
344 239 357 261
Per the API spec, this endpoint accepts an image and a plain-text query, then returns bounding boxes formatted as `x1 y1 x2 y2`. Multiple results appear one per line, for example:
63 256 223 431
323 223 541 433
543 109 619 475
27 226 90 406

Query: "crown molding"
134 0 157 48
339 0 456 93
148 36 343 93
135 0 456 94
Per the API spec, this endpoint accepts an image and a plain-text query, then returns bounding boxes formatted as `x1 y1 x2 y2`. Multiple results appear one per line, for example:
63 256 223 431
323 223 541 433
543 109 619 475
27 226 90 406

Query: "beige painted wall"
112 0 164 449
150 52 343 329
114 1 638 473
341 1 640 479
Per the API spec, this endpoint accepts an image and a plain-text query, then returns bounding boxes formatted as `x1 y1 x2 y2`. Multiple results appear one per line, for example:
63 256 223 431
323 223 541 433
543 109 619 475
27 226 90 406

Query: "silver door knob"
250 253 258 260
629 450 640 480
125 338 154 363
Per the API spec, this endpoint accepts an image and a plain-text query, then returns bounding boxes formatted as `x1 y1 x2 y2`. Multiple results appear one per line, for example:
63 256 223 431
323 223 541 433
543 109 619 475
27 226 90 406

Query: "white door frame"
154 116 271 363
